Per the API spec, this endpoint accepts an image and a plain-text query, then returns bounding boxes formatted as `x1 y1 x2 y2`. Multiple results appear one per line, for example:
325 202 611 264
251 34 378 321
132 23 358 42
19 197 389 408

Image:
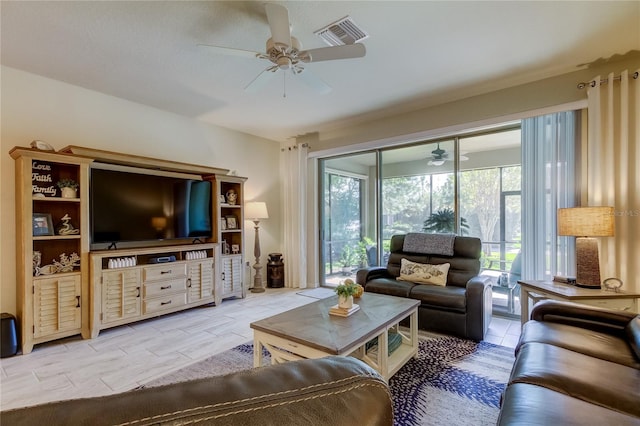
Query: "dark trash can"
267 253 284 288
1 313 18 358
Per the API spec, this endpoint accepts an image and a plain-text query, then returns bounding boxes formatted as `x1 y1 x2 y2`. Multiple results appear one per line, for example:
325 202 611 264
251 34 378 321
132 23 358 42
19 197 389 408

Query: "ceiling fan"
428 143 469 166
198 3 366 94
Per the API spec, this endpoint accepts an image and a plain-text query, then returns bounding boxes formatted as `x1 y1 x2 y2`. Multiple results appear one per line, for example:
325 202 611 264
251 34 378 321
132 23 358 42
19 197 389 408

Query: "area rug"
144 333 514 426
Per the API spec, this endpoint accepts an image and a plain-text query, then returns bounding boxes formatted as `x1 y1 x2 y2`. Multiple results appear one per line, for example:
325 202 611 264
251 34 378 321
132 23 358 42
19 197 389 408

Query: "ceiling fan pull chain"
283 71 287 98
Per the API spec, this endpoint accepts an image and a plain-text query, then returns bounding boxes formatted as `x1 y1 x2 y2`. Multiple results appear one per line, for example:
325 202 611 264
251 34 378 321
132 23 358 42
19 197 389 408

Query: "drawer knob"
160 285 172 290
161 270 172 275
161 300 172 306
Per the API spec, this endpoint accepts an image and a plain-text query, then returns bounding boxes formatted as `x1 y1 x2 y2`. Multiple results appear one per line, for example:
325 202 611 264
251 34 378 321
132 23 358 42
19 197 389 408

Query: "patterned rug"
144 333 514 426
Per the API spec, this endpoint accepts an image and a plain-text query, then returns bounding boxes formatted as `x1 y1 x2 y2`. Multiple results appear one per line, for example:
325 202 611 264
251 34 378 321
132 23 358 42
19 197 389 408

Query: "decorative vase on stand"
338 295 354 309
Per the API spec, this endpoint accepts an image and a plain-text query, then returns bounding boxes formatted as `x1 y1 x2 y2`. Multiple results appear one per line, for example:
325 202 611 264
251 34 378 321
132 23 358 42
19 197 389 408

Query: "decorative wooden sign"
31 160 59 197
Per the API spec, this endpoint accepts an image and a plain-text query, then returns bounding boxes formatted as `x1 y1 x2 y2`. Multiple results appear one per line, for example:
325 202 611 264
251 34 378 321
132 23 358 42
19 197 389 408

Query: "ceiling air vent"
314 16 368 46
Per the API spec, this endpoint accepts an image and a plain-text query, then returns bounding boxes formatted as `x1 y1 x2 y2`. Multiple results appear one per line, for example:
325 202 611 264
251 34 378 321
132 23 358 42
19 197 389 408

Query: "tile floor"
0 287 520 411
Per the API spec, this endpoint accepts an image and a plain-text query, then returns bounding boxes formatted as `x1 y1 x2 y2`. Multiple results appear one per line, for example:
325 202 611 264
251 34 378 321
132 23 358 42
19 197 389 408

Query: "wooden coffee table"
250 292 420 381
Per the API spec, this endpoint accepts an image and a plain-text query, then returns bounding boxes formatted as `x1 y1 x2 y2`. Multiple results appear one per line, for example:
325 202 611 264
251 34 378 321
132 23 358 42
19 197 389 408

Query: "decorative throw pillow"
397 258 450 286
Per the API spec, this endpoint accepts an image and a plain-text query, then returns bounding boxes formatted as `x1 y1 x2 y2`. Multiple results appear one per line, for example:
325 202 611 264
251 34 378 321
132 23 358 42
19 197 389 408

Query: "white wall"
1 66 282 313
311 54 640 155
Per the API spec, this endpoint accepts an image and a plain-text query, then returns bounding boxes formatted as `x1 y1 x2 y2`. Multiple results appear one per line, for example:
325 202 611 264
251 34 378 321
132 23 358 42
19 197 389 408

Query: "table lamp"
245 201 269 293
558 206 614 289
151 216 167 238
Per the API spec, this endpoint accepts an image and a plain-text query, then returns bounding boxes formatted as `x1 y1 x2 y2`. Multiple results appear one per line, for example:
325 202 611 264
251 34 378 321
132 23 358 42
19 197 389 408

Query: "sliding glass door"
320 153 377 286
318 125 528 318
458 130 522 316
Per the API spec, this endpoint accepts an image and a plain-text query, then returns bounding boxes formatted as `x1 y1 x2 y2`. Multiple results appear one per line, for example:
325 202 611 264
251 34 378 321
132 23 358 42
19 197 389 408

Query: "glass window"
381 141 456 260
320 153 377 286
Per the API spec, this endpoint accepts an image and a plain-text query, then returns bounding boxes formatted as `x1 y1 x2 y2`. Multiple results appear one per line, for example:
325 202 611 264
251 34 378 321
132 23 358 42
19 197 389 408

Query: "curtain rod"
281 142 309 151
577 71 639 89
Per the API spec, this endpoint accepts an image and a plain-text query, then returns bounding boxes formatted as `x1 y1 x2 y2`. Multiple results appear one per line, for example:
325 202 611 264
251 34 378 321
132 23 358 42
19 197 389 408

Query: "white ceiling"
2 1 638 142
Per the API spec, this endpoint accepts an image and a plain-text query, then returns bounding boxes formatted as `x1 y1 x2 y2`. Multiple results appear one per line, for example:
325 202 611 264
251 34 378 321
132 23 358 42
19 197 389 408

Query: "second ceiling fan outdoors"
199 3 366 94
428 143 469 166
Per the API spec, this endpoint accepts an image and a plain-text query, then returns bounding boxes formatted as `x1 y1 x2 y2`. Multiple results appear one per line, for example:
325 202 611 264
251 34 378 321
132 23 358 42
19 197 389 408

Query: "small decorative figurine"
33 251 42 276
57 214 80 235
603 277 623 292
52 252 81 273
225 189 237 205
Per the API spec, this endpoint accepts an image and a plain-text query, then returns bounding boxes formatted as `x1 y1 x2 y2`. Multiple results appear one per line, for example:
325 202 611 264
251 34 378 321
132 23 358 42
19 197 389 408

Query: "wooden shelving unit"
11 147 93 354
12 145 250 353
210 175 247 299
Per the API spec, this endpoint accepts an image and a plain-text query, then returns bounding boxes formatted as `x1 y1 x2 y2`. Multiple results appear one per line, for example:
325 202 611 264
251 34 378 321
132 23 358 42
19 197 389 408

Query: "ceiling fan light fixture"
429 159 446 166
277 56 292 70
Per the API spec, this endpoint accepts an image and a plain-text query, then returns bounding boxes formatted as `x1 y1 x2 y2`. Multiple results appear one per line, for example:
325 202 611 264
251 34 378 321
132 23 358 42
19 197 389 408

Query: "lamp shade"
558 207 614 237
245 201 269 220
151 216 167 230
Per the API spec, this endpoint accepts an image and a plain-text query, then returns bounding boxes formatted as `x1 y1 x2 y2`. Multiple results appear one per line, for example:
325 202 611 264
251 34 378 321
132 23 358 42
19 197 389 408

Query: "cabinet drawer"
581 298 636 312
143 264 186 282
143 278 187 298
143 293 187 314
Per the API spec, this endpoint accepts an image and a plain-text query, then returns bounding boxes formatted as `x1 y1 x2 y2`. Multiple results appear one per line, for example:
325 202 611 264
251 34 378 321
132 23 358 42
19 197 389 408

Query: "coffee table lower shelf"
253 309 418 381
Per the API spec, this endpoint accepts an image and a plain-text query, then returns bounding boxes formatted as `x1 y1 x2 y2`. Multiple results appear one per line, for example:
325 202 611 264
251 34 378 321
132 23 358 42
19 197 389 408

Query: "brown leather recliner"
357 234 492 341
498 300 640 425
2 356 393 425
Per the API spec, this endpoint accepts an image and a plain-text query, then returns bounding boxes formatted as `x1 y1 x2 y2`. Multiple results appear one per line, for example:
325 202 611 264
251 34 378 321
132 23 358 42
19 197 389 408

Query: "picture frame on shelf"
33 213 54 236
218 194 226 205
231 244 240 254
221 217 227 230
226 216 237 229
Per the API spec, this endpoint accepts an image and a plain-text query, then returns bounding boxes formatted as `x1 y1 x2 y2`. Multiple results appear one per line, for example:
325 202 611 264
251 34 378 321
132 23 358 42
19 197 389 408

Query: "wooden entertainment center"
11 146 247 354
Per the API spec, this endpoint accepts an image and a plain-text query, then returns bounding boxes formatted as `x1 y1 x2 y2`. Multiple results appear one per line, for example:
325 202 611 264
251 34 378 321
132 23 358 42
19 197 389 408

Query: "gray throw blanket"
403 233 455 256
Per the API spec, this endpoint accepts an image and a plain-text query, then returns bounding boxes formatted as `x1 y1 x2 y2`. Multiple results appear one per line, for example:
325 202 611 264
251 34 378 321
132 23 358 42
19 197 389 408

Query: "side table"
492 283 518 314
518 280 640 325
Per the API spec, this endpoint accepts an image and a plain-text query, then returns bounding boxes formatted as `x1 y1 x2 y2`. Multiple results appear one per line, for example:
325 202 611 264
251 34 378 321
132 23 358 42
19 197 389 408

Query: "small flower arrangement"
335 279 360 298
57 178 79 190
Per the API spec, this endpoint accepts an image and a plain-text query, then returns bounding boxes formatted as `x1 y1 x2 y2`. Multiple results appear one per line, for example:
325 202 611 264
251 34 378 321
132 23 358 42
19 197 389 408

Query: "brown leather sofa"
2 356 393 425
356 234 492 341
498 300 640 425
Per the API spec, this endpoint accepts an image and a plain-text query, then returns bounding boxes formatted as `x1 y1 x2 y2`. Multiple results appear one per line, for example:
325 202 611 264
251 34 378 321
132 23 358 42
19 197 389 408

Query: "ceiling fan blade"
299 43 366 63
293 67 332 94
244 66 279 93
265 3 291 47
198 44 267 60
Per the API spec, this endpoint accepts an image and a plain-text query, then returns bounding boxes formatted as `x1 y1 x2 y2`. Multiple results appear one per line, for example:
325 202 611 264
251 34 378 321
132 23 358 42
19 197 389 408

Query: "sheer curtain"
280 142 308 288
521 111 578 281
587 70 639 293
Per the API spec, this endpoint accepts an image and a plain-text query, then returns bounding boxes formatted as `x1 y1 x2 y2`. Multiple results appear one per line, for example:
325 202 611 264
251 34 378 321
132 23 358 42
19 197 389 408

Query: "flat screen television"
90 166 212 250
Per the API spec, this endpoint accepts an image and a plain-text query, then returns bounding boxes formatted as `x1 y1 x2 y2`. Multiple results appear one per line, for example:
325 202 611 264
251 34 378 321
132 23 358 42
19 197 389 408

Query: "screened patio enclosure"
319 126 522 317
